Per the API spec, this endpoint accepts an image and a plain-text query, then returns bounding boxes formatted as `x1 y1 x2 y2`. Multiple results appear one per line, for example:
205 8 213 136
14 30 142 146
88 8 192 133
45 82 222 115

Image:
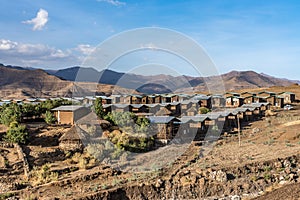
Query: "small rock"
279 180 288 185
252 127 260 134
216 170 227 182
231 195 241 200
155 179 164 188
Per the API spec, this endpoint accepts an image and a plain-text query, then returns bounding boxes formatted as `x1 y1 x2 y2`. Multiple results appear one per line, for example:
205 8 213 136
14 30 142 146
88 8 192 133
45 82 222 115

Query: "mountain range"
0 63 298 98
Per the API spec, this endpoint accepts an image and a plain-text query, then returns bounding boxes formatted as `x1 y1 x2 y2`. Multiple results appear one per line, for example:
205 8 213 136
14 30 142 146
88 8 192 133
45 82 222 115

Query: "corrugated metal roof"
148 116 177 124
51 105 84 111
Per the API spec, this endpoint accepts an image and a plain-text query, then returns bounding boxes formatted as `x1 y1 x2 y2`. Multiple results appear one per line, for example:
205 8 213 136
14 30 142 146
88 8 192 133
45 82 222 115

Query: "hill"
0 64 297 96
0 65 137 98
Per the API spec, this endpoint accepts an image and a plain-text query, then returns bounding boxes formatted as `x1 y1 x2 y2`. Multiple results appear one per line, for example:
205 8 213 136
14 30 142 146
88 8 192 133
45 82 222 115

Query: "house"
243 95 254 104
146 104 161 115
193 95 212 109
253 96 267 103
52 105 90 125
59 126 84 152
141 95 148 104
130 104 148 113
95 96 112 104
185 106 198 116
131 95 142 104
76 112 110 135
83 96 96 105
224 92 240 98
161 94 173 103
240 92 256 98
211 95 226 108
161 102 181 117
266 96 276 106
155 107 172 116
179 115 210 141
277 92 296 104
154 95 162 103
110 95 121 104
217 111 238 132
111 104 130 112
103 104 112 114
147 95 156 104
173 94 190 102
119 95 132 104
147 116 180 142
258 91 276 98
180 100 193 114
275 96 284 108
226 96 243 107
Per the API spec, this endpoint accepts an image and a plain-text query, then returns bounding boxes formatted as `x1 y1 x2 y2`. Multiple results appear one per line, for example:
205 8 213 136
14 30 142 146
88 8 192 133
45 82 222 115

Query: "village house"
147 95 156 104
180 100 193 114
110 95 121 104
179 115 210 141
240 92 256 98
193 95 212 109
59 126 85 152
185 106 198 116
102 104 112 114
130 104 149 113
224 92 240 98
161 102 182 117
154 95 162 104
111 104 130 112
119 95 132 104
226 96 244 107
52 105 90 125
257 91 276 98
95 96 112 104
141 95 148 104
146 104 161 115
131 95 142 104
275 96 284 108
277 92 296 104
243 95 254 104
210 95 226 108
147 116 180 143
161 94 173 103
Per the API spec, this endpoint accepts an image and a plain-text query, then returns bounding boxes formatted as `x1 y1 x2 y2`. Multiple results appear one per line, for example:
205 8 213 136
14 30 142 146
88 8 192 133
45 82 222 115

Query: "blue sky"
0 0 300 79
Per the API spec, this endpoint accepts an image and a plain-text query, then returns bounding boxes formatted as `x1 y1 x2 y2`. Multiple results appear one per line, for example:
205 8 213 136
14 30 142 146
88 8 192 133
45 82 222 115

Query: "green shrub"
4 122 28 144
44 110 56 124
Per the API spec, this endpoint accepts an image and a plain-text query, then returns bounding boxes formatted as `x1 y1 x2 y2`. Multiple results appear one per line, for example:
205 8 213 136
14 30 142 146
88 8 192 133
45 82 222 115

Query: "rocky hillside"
49 66 295 94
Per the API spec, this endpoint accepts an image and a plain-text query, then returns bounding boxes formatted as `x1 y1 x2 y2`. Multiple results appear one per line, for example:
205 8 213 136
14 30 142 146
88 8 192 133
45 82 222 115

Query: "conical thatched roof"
155 107 172 116
59 126 83 141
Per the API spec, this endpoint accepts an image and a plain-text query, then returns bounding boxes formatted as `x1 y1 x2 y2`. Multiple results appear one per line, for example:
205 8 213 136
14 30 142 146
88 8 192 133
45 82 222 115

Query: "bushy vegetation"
93 97 105 119
31 164 58 185
0 99 72 144
44 110 56 124
4 121 28 144
199 107 211 114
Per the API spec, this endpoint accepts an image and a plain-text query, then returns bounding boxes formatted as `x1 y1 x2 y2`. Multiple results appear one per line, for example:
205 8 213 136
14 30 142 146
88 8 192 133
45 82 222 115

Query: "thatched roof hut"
59 126 84 152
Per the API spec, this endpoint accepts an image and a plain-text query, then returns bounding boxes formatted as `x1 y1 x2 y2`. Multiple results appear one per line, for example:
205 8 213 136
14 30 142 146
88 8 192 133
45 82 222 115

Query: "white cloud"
0 39 17 50
75 44 95 55
0 39 78 67
97 0 126 6
23 9 49 31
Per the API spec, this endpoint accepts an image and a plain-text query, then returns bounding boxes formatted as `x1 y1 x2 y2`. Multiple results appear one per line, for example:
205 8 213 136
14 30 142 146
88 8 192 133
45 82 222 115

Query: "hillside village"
0 85 299 199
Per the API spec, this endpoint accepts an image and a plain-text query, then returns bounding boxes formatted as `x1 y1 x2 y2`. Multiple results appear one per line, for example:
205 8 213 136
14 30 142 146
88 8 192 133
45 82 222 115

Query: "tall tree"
93 98 105 119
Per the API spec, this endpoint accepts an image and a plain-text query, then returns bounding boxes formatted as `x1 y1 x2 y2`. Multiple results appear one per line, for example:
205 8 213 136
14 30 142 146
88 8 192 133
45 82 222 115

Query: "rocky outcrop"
79 154 300 200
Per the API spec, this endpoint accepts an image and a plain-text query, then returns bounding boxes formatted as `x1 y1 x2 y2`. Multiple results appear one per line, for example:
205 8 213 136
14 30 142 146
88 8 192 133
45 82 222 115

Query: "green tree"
93 98 105 119
44 111 56 124
199 107 211 114
4 121 28 144
0 103 22 126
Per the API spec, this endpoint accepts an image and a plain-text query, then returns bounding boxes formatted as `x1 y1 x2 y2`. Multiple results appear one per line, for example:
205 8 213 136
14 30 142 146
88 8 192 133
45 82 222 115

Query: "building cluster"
51 91 296 143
